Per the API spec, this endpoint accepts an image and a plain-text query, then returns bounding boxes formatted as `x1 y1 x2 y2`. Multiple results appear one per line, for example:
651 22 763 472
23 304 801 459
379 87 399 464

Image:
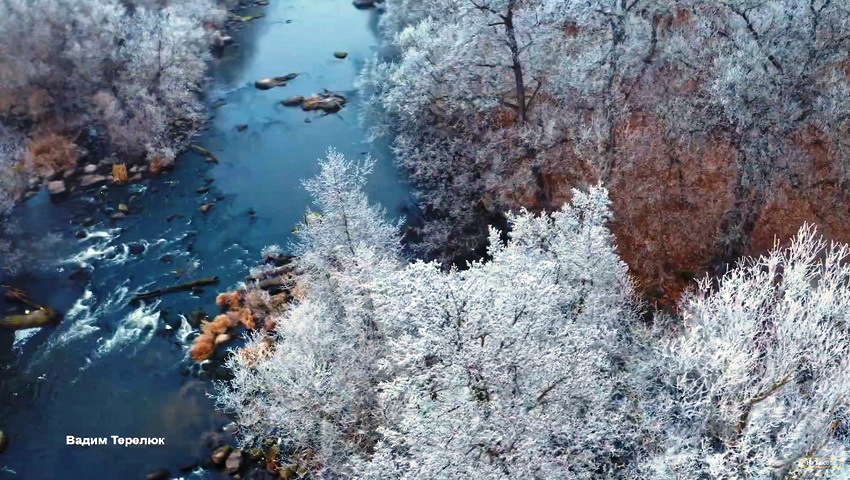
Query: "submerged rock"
281 96 305 107
352 0 376 8
333 51 348 59
255 75 292 90
128 243 146 255
0 430 7 453
145 469 170 480
79 174 108 187
211 445 233 465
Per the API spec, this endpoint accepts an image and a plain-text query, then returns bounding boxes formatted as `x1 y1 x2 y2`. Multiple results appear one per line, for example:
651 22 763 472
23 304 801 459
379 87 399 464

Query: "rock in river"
211 444 233 465
47 180 67 197
0 430 7 454
281 96 305 107
301 91 347 113
255 73 297 90
129 243 146 255
79 174 109 188
353 0 376 8
225 449 243 474
333 51 348 59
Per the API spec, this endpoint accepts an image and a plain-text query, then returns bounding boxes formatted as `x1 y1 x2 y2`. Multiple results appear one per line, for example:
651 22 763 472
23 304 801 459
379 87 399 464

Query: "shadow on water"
0 1 410 478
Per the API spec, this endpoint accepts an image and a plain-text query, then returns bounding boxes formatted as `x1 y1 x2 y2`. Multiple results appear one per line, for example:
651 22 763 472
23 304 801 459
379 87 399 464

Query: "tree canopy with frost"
356 186 644 479
639 225 850 479
216 149 403 476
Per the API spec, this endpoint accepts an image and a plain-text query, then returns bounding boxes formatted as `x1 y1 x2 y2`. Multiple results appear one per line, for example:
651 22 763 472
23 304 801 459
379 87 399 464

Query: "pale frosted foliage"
0 129 26 273
0 0 222 164
294 148 403 273
660 0 850 176
641 225 850 479
217 151 403 477
357 186 642 479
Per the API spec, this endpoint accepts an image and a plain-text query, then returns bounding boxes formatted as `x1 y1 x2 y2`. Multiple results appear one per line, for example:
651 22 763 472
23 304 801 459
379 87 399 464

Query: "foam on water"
94 299 161 358
12 327 39 349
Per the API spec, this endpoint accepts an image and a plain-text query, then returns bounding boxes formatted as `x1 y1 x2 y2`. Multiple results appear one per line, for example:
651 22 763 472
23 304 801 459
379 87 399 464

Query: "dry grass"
25 133 79 177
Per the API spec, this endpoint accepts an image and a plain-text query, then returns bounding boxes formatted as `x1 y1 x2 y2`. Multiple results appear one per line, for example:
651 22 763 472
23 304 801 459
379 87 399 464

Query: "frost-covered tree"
0 0 223 168
640 225 850 479
216 150 404 476
0 127 26 273
355 186 644 479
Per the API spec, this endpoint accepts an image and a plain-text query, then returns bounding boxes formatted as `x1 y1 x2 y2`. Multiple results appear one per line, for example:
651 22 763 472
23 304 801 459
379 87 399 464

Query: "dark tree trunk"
504 0 527 123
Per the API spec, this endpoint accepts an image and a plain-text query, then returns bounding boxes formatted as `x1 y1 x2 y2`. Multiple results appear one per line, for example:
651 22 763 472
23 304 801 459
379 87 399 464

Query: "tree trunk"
504 0 527 123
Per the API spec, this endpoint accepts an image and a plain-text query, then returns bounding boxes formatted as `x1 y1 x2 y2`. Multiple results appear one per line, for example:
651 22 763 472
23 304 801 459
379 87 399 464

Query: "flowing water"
0 1 410 477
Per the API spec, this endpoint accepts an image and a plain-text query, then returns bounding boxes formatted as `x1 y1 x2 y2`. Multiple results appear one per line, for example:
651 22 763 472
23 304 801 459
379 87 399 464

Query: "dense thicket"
362 0 850 302
0 0 228 272
218 151 850 479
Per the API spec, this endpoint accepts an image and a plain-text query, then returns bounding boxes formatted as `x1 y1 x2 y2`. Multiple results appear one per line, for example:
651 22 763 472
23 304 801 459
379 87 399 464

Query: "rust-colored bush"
216 291 242 310
190 333 216 361
235 307 256 330
25 133 79 177
201 314 233 336
238 337 274 368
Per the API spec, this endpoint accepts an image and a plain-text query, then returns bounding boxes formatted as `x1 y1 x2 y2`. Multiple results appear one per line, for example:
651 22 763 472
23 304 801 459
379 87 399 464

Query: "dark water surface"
0 1 409 478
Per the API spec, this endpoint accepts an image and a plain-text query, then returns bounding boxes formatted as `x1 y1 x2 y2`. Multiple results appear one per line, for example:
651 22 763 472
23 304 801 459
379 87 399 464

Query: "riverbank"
0 1 411 477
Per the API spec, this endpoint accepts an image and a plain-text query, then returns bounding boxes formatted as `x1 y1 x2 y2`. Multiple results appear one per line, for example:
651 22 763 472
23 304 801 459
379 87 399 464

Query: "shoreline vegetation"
3 0 850 479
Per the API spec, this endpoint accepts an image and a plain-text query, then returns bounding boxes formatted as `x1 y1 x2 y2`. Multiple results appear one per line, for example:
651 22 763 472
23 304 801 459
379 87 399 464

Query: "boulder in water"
333 51 348 59
211 445 233 465
353 0 376 8
255 74 296 90
0 430 7 454
301 91 347 113
225 449 243 474
47 179 67 197
281 96 305 107
79 174 109 187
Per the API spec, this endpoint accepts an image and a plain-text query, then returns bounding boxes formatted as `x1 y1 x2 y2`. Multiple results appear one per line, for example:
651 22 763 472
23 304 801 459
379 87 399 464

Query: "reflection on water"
0 0 410 477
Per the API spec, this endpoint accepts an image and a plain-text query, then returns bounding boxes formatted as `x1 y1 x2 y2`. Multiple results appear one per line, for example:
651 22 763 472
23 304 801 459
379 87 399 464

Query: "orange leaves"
112 163 128 183
216 291 242 310
190 333 216 361
25 133 79 177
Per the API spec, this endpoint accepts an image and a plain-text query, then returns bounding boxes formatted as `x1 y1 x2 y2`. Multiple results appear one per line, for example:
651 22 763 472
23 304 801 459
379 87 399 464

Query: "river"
0 0 410 477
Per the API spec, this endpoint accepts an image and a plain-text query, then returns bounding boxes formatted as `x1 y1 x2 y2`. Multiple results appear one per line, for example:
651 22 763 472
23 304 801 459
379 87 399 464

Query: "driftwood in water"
131 277 220 303
0 307 61 330
190 144 219 163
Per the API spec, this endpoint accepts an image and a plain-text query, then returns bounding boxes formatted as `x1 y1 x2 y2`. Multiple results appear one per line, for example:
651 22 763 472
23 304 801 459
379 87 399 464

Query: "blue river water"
0 1 410 477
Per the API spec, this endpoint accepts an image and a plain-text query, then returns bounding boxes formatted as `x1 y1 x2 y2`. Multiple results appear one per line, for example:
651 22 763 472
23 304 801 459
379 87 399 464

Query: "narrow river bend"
0 1 410 477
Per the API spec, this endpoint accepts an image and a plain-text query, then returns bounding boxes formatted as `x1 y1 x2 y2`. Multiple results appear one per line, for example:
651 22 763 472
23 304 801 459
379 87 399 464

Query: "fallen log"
0 307 62 330
131 277 220 303
190 144 219 163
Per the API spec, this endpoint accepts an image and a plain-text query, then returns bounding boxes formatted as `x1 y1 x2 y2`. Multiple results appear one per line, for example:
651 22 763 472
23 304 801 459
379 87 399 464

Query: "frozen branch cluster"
218 151 850 479
364 0 850 269
0 0 226 167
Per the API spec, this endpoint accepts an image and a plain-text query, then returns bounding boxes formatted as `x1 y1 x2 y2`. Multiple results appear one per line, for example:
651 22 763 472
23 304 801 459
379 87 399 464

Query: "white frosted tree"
639 225 850 479
355 186 645 479
657 0 850 185
0 128 26 273
216 150 404 477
